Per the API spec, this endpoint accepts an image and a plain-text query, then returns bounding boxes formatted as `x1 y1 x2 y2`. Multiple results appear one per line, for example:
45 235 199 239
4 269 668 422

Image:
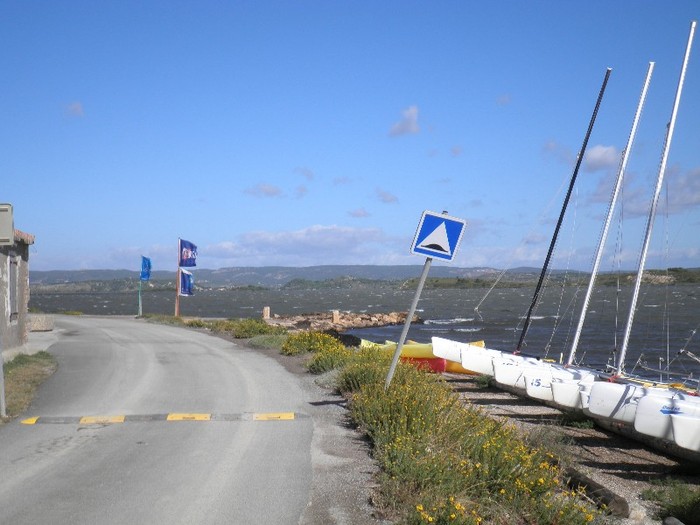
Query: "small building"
0 229 35 349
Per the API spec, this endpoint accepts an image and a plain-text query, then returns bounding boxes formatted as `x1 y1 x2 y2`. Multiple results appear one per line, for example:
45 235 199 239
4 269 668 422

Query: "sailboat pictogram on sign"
411 211 467 262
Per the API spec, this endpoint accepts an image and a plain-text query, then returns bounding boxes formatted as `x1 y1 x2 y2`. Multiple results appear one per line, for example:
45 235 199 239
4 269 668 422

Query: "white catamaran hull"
585 381 678 425
550 373 598 410
671 412 700 452
432 337 505 376
524 364 598 405
431 337 501 376
492 355 544 391
634 393 700 442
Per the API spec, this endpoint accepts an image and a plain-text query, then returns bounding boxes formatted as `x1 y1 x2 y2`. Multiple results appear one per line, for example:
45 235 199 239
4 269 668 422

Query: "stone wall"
0 232 33 349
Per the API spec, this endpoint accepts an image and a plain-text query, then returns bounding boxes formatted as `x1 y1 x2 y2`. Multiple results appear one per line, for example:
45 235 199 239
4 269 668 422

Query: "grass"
281 331 345 356
142 313 187 326
642 478 700 524
247 334 288 350
1 351 57 421
474 374 493 389
321 345 603 524
145 314 288 339
559 411 595 429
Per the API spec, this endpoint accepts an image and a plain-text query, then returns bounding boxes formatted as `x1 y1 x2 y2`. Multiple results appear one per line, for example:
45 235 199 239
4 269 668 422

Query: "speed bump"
21 412 303 425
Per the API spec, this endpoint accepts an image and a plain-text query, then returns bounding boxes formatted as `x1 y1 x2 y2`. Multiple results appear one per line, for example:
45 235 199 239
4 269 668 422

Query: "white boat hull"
633 392 700 440
549 372 598 410
586 380 681 426
432 337 503 376
671 412 700 452
525 364 597 405
492 355 542 391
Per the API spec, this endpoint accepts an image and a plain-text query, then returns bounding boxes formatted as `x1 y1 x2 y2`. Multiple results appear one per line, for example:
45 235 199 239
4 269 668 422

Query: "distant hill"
29 265 699 294
30 265 505 288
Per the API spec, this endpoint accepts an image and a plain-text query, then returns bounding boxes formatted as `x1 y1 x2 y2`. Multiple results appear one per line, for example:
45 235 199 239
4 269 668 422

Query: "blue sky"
2 1 699 272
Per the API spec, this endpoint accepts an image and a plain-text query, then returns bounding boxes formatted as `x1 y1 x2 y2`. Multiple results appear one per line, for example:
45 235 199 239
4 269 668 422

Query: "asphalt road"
0 316 382 524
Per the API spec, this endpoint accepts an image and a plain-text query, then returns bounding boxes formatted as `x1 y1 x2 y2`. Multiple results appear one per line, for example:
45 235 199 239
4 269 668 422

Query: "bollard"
262 306 270 320
332 310 340 324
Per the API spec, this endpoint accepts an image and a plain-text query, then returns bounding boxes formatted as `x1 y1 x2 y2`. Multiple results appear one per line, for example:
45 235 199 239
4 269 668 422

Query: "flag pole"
138 279 143 317
175 238 181 317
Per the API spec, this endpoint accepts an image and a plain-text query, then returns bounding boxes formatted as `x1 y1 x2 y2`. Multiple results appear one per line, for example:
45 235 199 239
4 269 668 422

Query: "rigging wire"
472 173 572 321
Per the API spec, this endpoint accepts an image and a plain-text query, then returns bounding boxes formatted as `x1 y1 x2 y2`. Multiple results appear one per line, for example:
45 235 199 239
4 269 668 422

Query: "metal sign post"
384 257 432 391
384 210 467 390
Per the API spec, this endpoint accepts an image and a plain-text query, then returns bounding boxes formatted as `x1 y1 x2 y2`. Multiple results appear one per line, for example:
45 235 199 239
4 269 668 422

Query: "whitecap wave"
425 318 474 325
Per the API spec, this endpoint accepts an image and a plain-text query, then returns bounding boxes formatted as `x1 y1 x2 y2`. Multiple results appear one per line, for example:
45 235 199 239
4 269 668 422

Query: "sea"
30 283 700 381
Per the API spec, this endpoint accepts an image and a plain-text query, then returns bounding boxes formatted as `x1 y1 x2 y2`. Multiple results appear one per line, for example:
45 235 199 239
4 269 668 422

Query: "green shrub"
307 344 352 374
335 346 392 394
229 318 285 338
144 314 186 326
281 331 345 356
642 479 700 523
339 352 601 524
182 317 286 338
474 373 493 389
247 334 288 350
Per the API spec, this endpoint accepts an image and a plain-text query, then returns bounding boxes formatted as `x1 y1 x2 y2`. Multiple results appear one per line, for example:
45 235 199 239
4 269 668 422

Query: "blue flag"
179 239 197 267
140 256 152 281
179 268 194 296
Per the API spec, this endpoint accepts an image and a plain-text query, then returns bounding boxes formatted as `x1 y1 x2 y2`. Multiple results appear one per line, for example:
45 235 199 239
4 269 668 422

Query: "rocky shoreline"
262 309 420 332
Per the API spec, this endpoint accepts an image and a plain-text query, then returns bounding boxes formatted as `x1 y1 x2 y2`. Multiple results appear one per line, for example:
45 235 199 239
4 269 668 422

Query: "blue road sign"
410 211 467 262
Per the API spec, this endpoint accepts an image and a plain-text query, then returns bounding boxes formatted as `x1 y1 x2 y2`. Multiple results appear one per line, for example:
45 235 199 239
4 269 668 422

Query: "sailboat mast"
616 21 696 375
566 62 655 366
516 67 612 353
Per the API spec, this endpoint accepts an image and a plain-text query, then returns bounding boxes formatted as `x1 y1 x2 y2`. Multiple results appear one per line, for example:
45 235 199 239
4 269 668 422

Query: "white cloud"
543 140 574 165
295 167 315 181
204 225 404 266
66 101 84 117
244 183 283 198
584 145 619 172
295 185 308 198
665 166 700 214
377 188 398 203
389 105 419 137
496 94 511 106
349 207 370 218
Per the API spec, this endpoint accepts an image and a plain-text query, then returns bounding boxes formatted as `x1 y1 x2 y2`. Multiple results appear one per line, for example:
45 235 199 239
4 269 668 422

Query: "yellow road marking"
166 413 212 421
21 417 40 425
80 415 126 425
253 412 295 421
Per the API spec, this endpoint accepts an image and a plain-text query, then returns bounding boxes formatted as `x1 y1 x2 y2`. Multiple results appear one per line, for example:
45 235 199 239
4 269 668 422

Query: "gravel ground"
445 373 700 525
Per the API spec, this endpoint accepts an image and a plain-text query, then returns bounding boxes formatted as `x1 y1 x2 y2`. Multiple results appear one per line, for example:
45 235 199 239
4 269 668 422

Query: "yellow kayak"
361 339 485 375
